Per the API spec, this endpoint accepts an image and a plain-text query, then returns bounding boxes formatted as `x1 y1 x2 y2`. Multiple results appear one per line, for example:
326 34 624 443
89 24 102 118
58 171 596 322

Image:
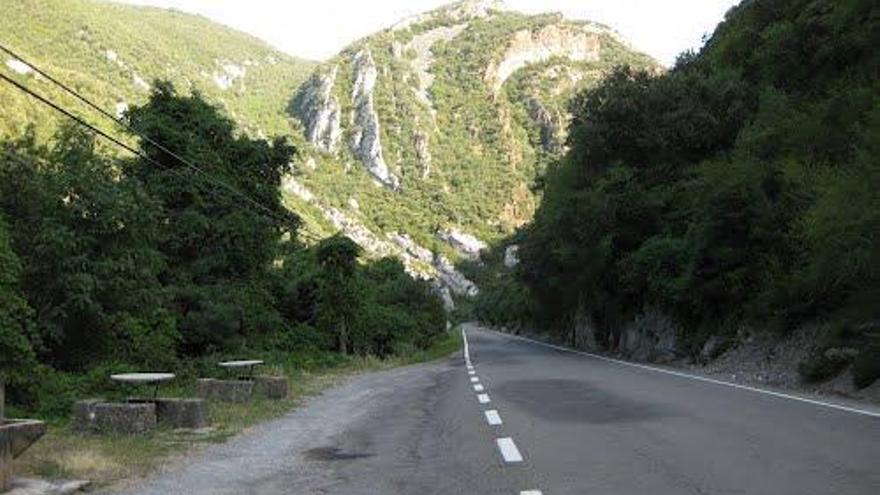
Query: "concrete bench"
195 379 254 403
72 400 156 435
254 376 288 400
154 398 208 429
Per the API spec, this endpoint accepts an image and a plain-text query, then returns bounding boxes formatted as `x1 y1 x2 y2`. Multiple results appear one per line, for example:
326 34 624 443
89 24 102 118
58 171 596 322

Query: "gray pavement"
111 323 880 494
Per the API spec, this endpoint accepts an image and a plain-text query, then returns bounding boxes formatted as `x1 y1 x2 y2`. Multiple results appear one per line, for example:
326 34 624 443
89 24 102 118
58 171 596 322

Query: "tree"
124 82 298 353
0 214 35 378
315 235 362 354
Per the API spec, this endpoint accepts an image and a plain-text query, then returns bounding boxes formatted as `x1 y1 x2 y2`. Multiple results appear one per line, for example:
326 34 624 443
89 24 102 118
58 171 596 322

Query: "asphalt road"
112 323 880 495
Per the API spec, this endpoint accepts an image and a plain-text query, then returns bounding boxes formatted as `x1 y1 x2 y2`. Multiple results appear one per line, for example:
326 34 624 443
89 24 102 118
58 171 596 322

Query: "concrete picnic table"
110 372 176 398
218 360 264 379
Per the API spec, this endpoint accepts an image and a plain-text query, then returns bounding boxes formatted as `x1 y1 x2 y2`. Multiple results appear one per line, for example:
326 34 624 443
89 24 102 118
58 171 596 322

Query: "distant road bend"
114 323 880 495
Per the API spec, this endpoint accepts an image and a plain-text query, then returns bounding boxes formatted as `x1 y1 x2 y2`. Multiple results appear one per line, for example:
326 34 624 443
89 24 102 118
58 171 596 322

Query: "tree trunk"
339 322 348 355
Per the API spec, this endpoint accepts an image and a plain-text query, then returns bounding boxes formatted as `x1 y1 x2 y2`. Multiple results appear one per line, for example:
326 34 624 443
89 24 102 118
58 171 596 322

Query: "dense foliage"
0 85 446 414
475 0 879 386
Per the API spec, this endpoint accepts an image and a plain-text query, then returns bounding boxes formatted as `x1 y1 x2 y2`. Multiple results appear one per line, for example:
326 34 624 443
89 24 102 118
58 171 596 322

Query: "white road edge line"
484 409 503 425
487 329 880 419
462 327 471 368
496 437 524 463
473 383 485 392
477 393 491 404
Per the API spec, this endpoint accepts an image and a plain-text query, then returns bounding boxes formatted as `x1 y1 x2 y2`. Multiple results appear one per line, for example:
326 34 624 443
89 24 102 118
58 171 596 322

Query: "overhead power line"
0 45 297 230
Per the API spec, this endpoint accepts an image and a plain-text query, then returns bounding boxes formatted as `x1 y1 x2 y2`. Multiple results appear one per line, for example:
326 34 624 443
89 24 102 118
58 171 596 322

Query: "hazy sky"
117 0 741 66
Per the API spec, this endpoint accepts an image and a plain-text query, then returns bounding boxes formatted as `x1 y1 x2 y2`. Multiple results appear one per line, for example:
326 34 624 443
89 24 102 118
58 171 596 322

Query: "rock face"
503 244 519 268
213 62 246 91
486 24 602 92
293 66 342 153
404 23 469 114
527 97 561 152
413 130 432 178
5 58 32 75
282 176 478 298
438 228 487 258
618 308 681 363
349 50 399 189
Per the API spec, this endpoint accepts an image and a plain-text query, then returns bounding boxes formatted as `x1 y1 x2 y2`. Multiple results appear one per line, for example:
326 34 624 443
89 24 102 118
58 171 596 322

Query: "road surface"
112 323 880 494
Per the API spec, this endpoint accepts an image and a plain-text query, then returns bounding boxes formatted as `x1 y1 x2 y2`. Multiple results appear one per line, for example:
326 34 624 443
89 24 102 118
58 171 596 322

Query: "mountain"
288 0 660 269
2 0 659 296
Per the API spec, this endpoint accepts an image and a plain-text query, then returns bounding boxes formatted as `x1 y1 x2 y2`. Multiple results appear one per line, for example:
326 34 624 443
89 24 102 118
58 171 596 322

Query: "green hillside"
1 0 315 142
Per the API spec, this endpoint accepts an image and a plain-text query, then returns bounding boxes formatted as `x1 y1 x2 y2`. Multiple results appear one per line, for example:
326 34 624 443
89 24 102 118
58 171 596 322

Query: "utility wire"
0 73 294 231
0 43 296 229
0 50 290 228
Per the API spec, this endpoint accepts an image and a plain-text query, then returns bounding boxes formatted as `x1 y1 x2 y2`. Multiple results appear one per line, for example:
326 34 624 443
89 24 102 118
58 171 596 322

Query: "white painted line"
520 491 543 495
468 369 476 375
478 393 491 404
484 409 503 425
496 437 524 463
488 329 880 419
470 376 480 383
473 383 485 392
462 327 471 367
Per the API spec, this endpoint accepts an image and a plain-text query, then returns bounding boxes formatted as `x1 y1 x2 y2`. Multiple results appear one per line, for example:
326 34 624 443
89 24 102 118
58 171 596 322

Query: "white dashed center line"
484 409 503 425
463 327 541 494
496 437 524 463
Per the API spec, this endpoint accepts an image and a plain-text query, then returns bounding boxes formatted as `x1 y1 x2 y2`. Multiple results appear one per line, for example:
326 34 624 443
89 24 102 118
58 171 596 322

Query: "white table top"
110 373 176 384
218 360 264 368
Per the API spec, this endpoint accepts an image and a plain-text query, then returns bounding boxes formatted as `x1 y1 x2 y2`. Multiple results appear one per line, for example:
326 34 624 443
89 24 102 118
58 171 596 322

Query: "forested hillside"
472 0 879 388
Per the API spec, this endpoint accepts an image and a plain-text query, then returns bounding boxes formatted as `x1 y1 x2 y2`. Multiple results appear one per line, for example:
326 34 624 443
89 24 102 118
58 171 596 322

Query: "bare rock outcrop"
527 97 562 153
486 24 601 92
293 66 342 153
438 228 487 258
414 130 432 178
350 50 400 189
404 23 468 113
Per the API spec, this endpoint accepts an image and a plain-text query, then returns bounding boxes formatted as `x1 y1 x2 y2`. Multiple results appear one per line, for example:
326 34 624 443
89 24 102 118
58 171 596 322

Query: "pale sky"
116 0 741 66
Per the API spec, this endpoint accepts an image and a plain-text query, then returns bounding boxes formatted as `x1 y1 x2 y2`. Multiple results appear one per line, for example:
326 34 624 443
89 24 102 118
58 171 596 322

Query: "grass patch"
12 332 461 488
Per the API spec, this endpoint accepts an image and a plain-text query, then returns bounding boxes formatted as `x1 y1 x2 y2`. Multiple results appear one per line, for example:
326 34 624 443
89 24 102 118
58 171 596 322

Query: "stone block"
93 402 156 435
196 379 253 403
71 399 104 433
154 398 208 429
254 376 288 400
1 419 47 491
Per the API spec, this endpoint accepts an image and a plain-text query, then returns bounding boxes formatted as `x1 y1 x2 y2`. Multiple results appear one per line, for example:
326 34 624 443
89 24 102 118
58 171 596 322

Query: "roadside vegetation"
469 0 879 388
0 83 450 422
12 330 460 487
